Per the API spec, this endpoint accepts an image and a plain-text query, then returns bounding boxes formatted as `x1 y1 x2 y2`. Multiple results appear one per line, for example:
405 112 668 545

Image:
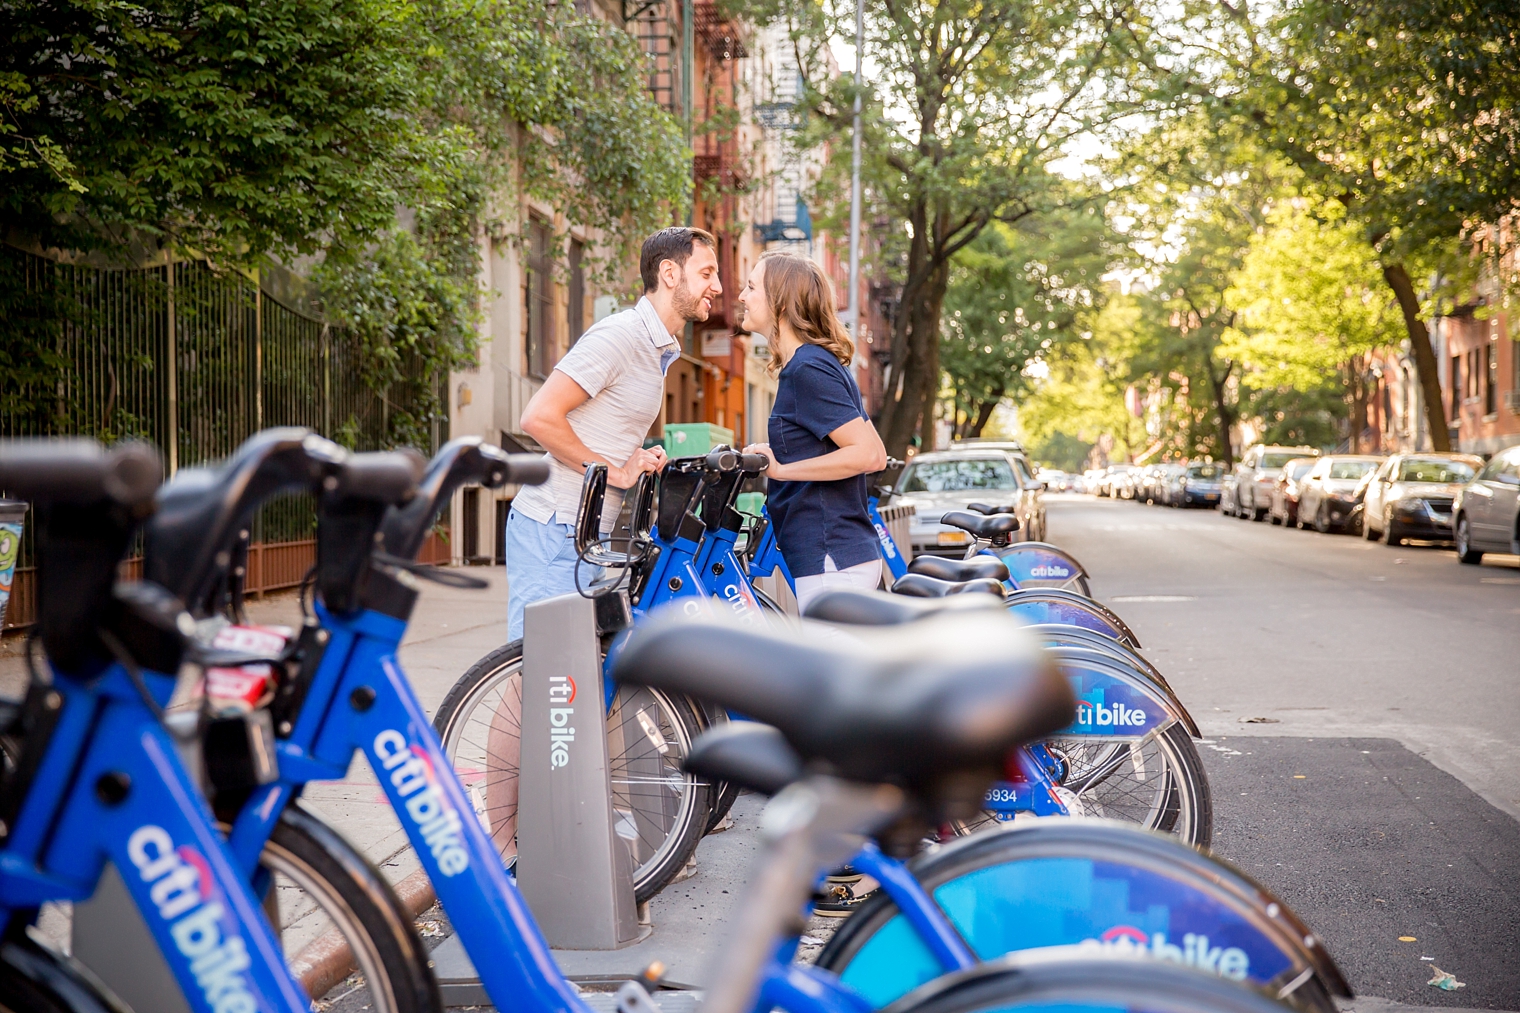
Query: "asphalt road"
1047 493 1520 1009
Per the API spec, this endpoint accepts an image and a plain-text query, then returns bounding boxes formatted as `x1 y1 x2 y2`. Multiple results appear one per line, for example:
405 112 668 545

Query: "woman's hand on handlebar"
742 443 781 478
610 445 667 489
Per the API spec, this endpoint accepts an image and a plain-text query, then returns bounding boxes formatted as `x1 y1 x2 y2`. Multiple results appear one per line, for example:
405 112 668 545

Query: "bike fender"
1004 596 1137 647
995 543 1089 583
1047 648 1198 739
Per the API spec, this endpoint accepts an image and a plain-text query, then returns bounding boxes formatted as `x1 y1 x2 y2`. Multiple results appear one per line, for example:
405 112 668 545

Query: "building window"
1451 354 1461 420
568 238 586 347
1486 341 1498 414
526 217 554 378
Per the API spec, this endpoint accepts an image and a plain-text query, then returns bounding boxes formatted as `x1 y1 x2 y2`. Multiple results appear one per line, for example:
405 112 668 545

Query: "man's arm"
520 372 666 488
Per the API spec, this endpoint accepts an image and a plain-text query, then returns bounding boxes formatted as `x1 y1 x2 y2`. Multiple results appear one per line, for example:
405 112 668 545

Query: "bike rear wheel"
882 956 1299 1013
434 641 712 902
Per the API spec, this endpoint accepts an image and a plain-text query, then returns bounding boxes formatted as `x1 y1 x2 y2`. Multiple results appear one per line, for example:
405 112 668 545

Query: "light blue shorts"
504 508 581 642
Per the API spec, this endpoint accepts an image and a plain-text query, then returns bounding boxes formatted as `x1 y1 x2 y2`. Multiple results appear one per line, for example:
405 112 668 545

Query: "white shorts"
793 555 885 615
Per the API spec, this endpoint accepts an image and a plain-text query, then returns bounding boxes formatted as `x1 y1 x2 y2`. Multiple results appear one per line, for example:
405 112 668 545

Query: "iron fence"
1 244 451 629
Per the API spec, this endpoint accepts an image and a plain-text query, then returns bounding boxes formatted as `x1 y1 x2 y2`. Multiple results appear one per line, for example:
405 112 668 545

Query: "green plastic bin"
663 422 734 457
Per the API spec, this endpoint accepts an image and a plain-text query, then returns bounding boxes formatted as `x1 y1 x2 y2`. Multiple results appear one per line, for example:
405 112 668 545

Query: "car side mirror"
877 484 894 496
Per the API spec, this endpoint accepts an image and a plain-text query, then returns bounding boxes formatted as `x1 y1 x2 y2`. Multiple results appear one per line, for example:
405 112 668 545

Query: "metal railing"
1 245 450 630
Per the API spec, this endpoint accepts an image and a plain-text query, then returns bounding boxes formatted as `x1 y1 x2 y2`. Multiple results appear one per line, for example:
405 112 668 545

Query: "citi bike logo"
1028 564 1071 579
128 826 260 1013
1080 925 1250 980
722 581 761 624
549 673 577 769
873 520 899 559
374 730 470 876
1074 698 1149 728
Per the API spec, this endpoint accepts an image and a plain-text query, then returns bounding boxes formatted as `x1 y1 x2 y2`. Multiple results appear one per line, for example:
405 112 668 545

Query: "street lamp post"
846 0 863 346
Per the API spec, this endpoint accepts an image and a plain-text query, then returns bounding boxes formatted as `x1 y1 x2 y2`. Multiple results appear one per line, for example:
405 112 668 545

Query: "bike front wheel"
262 805 440 1013
952 725 1212 848
433 641 712 902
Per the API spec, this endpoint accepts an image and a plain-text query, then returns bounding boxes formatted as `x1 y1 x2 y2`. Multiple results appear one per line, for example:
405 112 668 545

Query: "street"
1047 493 1520 1009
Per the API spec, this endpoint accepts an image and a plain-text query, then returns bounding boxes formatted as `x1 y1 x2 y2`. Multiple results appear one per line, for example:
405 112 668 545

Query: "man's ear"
658 257 682 291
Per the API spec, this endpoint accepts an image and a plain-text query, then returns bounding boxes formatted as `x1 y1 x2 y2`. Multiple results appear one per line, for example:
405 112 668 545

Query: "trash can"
0 501 25 631
663 422 734 456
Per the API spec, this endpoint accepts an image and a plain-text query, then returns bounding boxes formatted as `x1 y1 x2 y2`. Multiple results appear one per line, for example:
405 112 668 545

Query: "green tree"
940 202 1114 439
760 0 1152 457
1222 200 1403 449
1019 295 1143 465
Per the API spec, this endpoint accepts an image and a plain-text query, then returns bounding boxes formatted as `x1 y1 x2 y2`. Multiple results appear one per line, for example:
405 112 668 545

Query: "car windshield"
1285 460 1315 480
1261 451 1308 469
1327 460 1377 480
900 458 1017 492
1187 464 1222 479
1398 459 1475 484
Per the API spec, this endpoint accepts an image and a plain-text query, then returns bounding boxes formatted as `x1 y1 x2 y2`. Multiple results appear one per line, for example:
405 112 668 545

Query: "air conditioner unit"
1505 390 1520 414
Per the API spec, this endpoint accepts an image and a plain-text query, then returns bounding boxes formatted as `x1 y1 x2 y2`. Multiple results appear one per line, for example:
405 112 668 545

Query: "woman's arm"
743 416 887 482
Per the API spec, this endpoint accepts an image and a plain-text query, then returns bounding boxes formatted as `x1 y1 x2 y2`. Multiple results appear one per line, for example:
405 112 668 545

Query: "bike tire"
951 724 1212 848
263 805 441 1013
0 934 132 1013
876 955 1298 1013
433 641 713 902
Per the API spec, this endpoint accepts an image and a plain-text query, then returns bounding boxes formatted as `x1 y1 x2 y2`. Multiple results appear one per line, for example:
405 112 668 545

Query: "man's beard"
672 281 710 322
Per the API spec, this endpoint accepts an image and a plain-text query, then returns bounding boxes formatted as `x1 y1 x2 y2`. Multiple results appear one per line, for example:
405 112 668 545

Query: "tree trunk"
877 261 951 457
1348 355 1368 452
967 389 1003 438
1381 261 1451 452
1207 360 1236 468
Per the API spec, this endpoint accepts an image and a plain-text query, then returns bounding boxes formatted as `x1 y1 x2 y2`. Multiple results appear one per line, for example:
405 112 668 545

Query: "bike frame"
225 601 972 1013
0 661 312 1013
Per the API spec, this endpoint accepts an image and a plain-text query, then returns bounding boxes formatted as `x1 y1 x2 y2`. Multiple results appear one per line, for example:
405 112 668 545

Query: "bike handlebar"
703 448 771 474
333 449 426 505
381 438 548 561
0 438 163 509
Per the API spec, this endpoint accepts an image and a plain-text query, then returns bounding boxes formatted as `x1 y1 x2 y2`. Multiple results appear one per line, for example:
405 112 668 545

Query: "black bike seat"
803 588 1002 626
891 573 1006 598
967 501 1020 516
611 607 1073 801
908 555 1010 583
940 510 1020 539
684 722 802 796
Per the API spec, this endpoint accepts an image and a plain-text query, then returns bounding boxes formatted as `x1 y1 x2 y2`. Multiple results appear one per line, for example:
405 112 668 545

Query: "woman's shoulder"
787 343 853 380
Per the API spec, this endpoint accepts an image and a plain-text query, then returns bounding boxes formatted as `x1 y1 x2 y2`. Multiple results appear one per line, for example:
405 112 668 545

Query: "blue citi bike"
0 433 1319 1013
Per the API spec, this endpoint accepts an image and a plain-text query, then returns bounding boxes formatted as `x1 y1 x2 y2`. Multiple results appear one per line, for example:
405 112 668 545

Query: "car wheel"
1455 514 1483 564
1251 505 1267 521
1314 504 1331 533
1381 507 1400 546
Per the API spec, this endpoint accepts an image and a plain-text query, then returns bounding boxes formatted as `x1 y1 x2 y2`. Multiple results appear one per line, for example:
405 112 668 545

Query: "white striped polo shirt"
512 295 678 533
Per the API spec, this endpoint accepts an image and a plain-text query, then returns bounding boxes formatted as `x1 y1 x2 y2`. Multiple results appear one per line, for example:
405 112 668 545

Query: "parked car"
895 449 1043 556
1114 466 1141 500
1136 465 1163 504
1096 464 1135 498
1296 455 1382 533
1177 461 1225 508
1219 466 1242 515
1453 444 1520 562
1234 444 1320 520
1267 457 1318 527
1151 463 1187 505
1361 453 1483 545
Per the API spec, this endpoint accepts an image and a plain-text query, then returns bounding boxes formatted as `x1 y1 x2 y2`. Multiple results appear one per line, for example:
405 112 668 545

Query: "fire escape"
754 65 812 247
691 0 748 330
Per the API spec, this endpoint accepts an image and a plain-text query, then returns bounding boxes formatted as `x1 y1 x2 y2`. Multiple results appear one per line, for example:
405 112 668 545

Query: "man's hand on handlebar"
609 445 667 489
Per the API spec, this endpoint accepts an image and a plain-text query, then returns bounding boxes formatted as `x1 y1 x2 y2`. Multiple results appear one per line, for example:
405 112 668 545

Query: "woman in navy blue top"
739 252 888 611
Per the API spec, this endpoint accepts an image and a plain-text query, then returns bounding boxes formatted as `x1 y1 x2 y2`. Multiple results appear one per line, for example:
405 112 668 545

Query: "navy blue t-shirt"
766 344 879 578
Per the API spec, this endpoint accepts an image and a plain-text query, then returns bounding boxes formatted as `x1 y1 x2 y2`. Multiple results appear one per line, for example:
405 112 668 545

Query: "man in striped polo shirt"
507 227 722 640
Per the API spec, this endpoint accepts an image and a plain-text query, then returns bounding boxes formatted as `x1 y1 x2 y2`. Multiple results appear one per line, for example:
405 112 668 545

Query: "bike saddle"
684 721 802 796
966 501 1020 516
611 606 1074 809
802 588 1001 626
907 554 1010 583
940 510 1019 541
891 573 1005 598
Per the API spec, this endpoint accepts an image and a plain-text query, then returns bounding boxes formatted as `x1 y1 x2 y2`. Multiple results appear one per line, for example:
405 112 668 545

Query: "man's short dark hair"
640 227 717 293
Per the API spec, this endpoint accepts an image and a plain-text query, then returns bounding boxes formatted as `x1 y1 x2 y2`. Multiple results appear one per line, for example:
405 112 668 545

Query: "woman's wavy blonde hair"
757 251 855 375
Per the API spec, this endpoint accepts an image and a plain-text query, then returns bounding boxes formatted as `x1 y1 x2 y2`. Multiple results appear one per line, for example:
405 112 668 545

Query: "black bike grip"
739 453 771 472
503 453 550 487
330 449 425 504
706 448 740 472
0 438 162 507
